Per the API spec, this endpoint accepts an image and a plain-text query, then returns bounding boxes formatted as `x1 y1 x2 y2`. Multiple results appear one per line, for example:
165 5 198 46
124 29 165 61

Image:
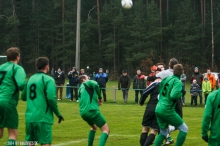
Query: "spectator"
180 70 186 105
51 68 55 78
54 67 65 100
190 79 200 106
68 67 79 102
95 68 108 102
147 65 157 86
133 69 146 103
118 70 131 103
191 67 203 104
201 78 220 145
79 69 87 76
206 69 216 91
202 76 211 104
92 72 96 80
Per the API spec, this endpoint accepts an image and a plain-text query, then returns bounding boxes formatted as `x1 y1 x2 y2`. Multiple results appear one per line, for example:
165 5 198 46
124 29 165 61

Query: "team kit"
0 47 218 146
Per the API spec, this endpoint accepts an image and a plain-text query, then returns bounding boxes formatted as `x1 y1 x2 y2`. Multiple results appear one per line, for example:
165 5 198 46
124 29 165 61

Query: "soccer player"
139 67 161 146
22 57 64 146
78 75 110 146
154 64 188 146
201 77 220 145
0 47 26 146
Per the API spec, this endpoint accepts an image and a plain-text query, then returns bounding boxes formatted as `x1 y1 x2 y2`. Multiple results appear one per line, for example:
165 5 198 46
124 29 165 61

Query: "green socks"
175 131 187 146
7 139 16 146
154 134 166 146
88 130 96 146
98 132 108 146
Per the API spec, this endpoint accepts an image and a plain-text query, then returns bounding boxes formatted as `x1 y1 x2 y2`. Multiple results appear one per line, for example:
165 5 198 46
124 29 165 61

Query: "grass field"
0 80 209 146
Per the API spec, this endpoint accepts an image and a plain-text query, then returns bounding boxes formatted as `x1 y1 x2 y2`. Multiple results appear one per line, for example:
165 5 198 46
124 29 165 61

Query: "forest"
0 0 220 78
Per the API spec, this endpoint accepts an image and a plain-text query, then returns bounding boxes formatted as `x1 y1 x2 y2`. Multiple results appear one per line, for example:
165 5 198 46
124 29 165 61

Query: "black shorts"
142 104 159 130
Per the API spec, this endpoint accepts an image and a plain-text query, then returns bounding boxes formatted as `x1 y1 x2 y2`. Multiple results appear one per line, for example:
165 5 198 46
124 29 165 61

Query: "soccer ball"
121 0 133 9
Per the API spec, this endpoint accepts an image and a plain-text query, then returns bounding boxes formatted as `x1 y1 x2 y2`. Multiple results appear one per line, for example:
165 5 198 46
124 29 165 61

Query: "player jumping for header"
78 75 110 146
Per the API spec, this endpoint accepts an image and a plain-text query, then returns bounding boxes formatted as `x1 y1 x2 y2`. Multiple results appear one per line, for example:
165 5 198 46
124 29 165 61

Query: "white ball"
121 0 133 9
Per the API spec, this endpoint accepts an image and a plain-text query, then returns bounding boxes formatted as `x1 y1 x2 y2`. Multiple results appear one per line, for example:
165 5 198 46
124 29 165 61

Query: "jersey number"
30 84 37 100
0 71 6 85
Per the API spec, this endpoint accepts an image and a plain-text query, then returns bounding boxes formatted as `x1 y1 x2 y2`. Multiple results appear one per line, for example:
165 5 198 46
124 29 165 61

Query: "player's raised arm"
140 82 158 105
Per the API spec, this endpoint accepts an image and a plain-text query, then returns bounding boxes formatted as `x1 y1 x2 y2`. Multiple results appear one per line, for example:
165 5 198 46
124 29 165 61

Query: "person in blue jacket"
95 68 108 102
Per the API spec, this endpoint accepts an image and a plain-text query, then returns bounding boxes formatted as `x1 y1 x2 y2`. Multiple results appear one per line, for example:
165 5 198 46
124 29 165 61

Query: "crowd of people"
1 47 220 146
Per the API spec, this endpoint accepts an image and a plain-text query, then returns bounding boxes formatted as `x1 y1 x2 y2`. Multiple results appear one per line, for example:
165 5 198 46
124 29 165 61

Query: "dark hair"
173 64 183 76
122 70 127 73
169 58 179 69
6 47 20 61
79 75 87 83
36 57 49 70
156 63 165 67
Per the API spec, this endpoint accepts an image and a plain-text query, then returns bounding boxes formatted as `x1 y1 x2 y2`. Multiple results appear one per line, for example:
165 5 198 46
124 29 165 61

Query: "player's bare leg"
0 128 4 138
98 123 110 146
140 126 149 146
7 129 17 146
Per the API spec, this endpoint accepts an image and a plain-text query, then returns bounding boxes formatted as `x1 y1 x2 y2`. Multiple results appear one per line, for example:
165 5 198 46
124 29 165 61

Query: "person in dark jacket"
133 69 146 103
68 67 79 102
95 68 108 102
190 79 200 106
118 70 131 103
54 67 65 100
191 67 203 104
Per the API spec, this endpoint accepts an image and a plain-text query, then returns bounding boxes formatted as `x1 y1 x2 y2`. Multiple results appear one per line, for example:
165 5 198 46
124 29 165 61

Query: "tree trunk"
32 0 35 13
211 0 214 67
62 0 65 71
160 0 162 60
204 0 206 26
114 27 116 75
201 0 204 57
97 0 101 45
201 0 204 25
167 0 169 21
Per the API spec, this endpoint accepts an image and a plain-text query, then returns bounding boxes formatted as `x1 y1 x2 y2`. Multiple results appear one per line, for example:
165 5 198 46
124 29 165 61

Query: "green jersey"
0 62 26 106
78 80 102 116
22 72 61 124
156 75 182 113
202 89 220 145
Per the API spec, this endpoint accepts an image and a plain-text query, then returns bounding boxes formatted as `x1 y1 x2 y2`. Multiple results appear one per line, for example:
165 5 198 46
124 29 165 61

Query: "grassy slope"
0 80 208 146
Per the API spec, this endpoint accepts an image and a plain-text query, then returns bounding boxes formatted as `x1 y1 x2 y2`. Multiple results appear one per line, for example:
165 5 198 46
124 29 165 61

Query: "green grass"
0 81 208 146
